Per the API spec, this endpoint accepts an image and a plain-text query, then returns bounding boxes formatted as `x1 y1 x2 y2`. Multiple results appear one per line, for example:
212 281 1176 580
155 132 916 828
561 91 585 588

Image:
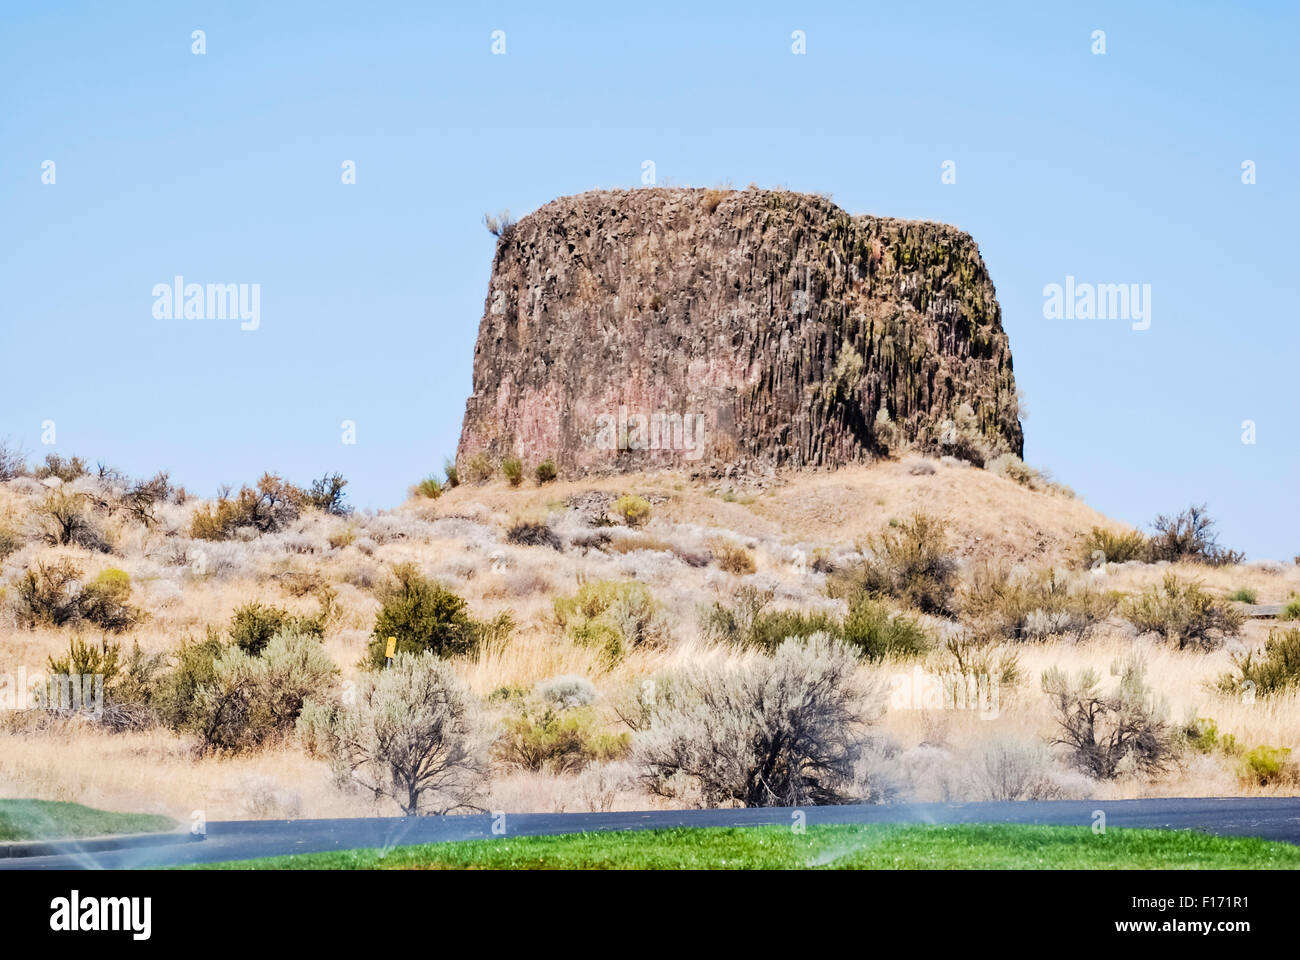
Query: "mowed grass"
0 799 176 841
193 823 1300 870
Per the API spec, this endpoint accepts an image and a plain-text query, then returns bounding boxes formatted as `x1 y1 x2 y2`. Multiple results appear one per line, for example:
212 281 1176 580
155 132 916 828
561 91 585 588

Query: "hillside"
2 456 1297 822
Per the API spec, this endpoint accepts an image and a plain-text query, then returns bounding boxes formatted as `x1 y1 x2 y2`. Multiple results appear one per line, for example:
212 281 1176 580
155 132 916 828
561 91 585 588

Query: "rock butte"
457 187 1022 479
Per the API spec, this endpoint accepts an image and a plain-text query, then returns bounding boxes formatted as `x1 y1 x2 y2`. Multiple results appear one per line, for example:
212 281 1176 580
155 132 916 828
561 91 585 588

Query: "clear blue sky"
2 1 1296 559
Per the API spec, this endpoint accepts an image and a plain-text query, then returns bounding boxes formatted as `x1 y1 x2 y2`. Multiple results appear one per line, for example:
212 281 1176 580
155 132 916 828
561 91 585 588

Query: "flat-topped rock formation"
457 187 1022 478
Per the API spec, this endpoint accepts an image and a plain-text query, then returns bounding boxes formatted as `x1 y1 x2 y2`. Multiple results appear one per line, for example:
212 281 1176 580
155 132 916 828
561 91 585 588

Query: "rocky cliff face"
457 187 1022 479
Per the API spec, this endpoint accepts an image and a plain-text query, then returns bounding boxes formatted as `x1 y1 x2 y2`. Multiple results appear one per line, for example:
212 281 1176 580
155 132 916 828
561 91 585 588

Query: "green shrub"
612 495 651 528
189 631 338 752
502 456 524 487
228 601 324 656
1239 745 1297 786
79 568 141 632
1186 717 1221 754
830 512 956 616
443 459 460 488
960 564 1118 642
156 632 225 730
1279 598 1300 621
414 475 443 499
47 636 122 688
746 609 839 653
840 595 930 661
497 706 629 773
1080 526 1149 566
535 458 557 484
703 587 928 662
554 580 665 662
466 453 495 484
1219 628 1300 699
367 563 511 667
1227 588 1258 604
1122 572 1244 650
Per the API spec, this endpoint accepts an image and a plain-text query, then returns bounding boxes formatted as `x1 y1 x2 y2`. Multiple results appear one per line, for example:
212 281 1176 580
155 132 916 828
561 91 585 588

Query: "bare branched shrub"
38 490 109 552
1041 658 1176 781
190 473 304 540
304 473 351 516
33 453 87 483
483 208 516 238
505 521 562 550
1147 503 1243 565
0 438 26 481
634 634 888 807
298 652 487 815
1122 572 1244 650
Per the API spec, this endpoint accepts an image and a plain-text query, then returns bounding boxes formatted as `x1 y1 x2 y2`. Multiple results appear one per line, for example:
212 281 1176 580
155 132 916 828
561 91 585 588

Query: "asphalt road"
4 796 1299 869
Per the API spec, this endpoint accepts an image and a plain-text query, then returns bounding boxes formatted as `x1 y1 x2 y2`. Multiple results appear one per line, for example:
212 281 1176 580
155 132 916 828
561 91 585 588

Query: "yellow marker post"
385 636 396 667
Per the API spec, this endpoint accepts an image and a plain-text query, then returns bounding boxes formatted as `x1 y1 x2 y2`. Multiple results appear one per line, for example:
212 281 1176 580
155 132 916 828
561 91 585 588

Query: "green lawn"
193 823 1300 870
0 799 177 842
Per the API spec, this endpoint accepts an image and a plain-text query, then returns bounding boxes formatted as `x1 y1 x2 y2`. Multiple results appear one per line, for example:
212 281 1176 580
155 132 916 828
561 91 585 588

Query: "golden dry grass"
1 461 1296 820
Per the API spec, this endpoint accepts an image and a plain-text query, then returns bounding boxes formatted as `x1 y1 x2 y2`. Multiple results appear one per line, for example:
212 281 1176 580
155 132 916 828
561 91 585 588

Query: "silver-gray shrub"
192 630 338 752
298 652 488 815
632 634 886 807
536 674 598 710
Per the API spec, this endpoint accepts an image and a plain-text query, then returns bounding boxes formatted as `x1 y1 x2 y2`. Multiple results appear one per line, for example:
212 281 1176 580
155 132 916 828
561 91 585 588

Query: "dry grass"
1 462 1297 819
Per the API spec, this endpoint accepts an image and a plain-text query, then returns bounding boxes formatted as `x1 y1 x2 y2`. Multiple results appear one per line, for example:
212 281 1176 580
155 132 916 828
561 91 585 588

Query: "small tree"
299 652 487 815
1148 504 1243 565
1041 658 1175 780
305 473 351 516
